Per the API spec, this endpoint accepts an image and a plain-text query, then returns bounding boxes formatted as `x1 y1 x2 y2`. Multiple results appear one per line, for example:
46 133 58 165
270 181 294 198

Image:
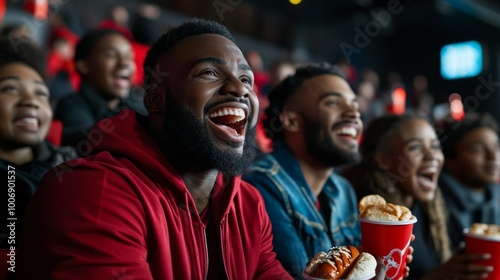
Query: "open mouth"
416 167 438 190
13 117 39 131
208 107 247 137
112 72 132 88
334 125 358 139
333 122 360 145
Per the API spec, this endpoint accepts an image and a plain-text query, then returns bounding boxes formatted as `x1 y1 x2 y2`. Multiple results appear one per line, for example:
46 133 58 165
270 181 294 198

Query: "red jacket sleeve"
14 161 153 280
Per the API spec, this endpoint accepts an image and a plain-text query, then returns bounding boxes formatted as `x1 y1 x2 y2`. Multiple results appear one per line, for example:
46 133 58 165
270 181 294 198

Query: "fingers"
406 245 414 264
404 265 410 278
408 245 414 254
464 264 494 274
448 253 493 279
461 264 494 279
456 267 493 280
405 252 413 264
466 253 491 262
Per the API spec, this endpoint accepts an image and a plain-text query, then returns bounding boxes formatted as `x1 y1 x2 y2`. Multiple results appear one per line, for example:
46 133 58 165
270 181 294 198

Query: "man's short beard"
303 117 361 167
161 94 258 176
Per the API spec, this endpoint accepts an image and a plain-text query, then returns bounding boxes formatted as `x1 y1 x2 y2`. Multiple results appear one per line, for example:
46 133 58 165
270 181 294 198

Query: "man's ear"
144 85 162 114
280 110 300 133
75 60 89 76
374 151 391 171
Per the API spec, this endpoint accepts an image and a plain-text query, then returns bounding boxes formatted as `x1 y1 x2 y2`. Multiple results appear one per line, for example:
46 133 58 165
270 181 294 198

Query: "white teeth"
16 118 37 125
209 108 246 120
336 126 357 137
419 167 438 174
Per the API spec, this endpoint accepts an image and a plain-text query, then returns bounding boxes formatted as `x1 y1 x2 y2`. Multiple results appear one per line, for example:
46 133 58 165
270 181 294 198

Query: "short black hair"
74 29 124 63
0 36 46 81
263 62 346 141
440 112 498 158
142 18 235 89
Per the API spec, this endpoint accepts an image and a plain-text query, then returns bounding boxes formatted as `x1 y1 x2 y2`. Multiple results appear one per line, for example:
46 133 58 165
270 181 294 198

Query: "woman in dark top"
342 113 493 280
0 37 77 254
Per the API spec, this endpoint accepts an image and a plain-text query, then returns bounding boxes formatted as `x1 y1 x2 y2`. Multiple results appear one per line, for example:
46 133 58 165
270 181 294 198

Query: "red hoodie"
14 110 292 280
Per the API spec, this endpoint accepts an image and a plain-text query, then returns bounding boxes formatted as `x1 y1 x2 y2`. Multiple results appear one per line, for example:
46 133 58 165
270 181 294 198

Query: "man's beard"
304 116 361 167
161 94 258 176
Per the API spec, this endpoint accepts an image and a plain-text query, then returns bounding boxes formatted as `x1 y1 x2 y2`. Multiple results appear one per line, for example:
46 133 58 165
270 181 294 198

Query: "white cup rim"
358 216 418 225
463 228 500 242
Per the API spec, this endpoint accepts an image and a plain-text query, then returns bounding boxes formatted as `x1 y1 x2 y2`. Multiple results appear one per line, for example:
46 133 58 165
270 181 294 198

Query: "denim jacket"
243 141 361 279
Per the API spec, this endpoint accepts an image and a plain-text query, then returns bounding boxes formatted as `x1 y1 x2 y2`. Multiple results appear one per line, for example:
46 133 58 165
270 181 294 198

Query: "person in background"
131 3 161 45
255 58 296 153
342 113 493 280
12 19 292 280
356 80 377 124
243 63 411 279
46 23 80 107
245 49 270 95
54 29 135 148
99 5 134 41
0 37 77 277
438 113 500 247
409 74 433 118
245 50 273 153
262 58 295 94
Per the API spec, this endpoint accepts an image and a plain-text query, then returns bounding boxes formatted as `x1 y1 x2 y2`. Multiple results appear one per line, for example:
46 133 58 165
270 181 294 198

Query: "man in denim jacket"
243 63 363 278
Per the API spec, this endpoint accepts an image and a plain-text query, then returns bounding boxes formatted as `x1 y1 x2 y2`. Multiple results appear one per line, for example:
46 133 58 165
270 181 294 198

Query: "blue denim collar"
271 141 318 201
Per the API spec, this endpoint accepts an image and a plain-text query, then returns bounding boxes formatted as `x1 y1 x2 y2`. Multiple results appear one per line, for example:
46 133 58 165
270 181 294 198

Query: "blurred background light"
440 41 483 80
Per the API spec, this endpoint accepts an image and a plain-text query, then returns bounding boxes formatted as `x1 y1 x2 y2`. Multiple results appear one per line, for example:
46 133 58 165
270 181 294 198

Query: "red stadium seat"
46 119 63 147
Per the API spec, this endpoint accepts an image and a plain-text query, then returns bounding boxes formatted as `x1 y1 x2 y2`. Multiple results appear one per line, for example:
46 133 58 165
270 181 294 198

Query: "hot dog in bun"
304 246 377 279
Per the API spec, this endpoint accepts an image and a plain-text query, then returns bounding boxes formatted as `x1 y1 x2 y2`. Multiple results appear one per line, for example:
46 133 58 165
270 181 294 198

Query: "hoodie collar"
271 141 317 200
89 110 240 222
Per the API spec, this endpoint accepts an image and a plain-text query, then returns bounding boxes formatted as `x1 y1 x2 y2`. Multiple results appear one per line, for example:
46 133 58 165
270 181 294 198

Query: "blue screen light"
441 41 483 80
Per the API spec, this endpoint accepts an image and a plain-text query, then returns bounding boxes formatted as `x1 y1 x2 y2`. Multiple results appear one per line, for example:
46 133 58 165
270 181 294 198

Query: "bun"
346 253 377 279
304 246 376 279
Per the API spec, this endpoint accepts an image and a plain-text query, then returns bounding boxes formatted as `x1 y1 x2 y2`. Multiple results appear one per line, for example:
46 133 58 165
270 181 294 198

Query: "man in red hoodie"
13 19 292 280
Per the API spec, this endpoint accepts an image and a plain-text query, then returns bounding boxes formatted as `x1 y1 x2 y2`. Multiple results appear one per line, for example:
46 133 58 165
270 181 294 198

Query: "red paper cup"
359 217 417 280
464 229 500 280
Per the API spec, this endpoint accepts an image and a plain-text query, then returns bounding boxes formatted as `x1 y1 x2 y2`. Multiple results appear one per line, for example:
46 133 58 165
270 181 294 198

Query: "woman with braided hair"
342 113 492 279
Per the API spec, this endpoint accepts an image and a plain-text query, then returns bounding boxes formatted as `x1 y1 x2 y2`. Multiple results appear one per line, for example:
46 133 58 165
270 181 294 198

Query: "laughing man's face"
154 34 259 175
